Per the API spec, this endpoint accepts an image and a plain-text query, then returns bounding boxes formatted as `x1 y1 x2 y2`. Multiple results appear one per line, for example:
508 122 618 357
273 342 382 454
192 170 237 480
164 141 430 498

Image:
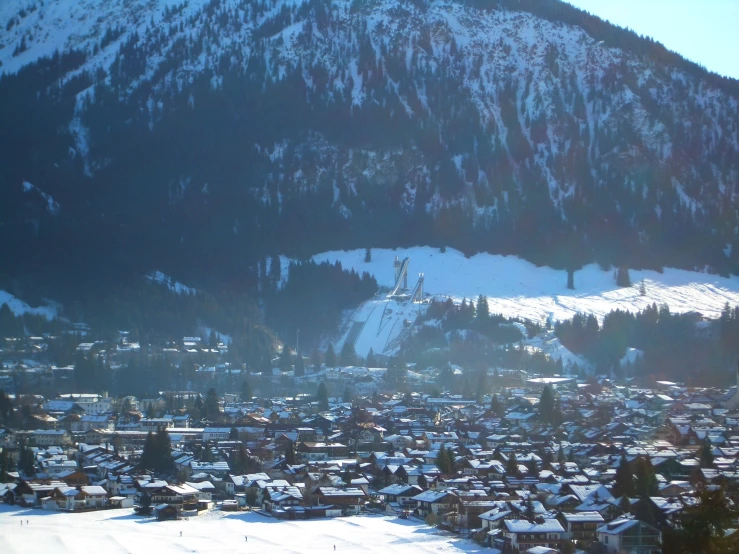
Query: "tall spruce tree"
240 378 252 402
294 354 305 376
538 385 555 425
316 381 329 411
476 294 490 321
325 344 337 368
699 438 715 468
661 486 739 554
204 387 220 421
366 348 377 367
506 452 519 476
612 455 635 498
633 457 658 497
340 340 357 367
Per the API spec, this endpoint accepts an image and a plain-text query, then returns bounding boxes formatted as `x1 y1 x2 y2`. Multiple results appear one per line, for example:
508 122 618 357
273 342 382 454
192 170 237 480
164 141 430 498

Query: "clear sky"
565 0 739 80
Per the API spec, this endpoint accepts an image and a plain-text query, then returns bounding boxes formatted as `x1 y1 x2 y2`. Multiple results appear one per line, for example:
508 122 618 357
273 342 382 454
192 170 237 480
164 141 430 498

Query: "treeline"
402 296 560 376
266 260 378 352
555 303 736 383
475 0 739 95
0 304 66 338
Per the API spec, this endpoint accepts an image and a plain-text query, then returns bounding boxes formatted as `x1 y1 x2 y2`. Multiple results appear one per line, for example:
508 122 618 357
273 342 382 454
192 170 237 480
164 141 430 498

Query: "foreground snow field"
313 247 739 324
0 506 483 554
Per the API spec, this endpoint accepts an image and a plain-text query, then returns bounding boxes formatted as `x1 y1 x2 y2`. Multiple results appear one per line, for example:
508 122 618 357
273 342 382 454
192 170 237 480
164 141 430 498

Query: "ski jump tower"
389 256 425 302
394 256 408 290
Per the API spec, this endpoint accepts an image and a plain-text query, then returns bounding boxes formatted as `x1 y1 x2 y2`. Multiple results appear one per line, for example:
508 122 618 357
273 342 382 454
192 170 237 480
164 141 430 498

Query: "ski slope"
339 296 426 358
0 506 483 554
0 290 57 320
314 247 739 325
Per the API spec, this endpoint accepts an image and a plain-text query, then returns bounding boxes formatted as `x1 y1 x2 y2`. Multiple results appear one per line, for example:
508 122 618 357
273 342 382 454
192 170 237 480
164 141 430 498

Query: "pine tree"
476 294 490 321
278 345 292 371
567 268 575 290
639 279 647 296
340 341 357 366
612 455 635 498
0 447 15 480
343 385 352 403
284 439 296 464
475 370 488 404
139 431 155 471
699 438 715 468
230 427 239 440
316 381 329 411
240 379 252 402
633 457 658 497
446 447 456 472
294 354 305 376
325 344 336 368
435 447 453 474
153 427 174 473
204 387 220 421
364 248 372 262
634 497 657 526
506 452 519 476
524 497 536 521
616 266 631 287
662 486 739 554
538 385 555 425
619 495 631 514
366 348 377 367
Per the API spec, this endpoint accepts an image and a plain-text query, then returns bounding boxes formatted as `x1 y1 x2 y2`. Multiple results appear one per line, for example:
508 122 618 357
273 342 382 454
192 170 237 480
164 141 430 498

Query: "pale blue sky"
565 0 739 80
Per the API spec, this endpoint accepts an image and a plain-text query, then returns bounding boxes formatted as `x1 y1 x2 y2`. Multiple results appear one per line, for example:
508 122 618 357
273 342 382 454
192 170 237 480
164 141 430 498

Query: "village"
2 331 739 554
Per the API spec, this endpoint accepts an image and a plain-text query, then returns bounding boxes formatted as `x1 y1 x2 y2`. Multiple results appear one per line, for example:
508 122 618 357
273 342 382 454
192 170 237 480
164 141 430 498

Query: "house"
155 503 180 521
79 485 108 508
296 442 349 461
33 429 73 447
502 519 565 552
188 461 231 478
109 496 135 508
559 511 605 542
150 484 199 509
457 499 500 529
315 487 367 514
263 485 304 511
41 486 78 511
423 431 459 449
73 414 115 432
597 517 661 554
413 490 457 518
378 484 422 512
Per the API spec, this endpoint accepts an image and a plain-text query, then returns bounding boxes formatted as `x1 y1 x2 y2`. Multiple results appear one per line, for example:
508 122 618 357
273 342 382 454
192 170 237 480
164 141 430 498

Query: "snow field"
0 506 482 554
0 290 57 320
313 247 739 325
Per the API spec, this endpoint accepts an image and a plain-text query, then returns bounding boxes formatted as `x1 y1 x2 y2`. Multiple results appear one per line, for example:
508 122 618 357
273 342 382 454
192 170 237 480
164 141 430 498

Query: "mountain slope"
1 0 739 290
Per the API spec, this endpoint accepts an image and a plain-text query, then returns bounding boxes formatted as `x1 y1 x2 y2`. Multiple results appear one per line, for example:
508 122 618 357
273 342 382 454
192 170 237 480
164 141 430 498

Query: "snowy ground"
337 296 426 357
314 247 739 325
0 506 483 554
0 290 57 320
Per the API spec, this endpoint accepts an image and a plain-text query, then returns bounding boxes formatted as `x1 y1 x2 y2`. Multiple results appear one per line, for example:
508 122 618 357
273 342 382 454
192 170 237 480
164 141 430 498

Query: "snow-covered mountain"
2 0 739 282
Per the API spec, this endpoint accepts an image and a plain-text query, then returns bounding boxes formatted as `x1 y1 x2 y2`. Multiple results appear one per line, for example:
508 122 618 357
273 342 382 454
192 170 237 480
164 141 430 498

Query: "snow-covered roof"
504 519 564 533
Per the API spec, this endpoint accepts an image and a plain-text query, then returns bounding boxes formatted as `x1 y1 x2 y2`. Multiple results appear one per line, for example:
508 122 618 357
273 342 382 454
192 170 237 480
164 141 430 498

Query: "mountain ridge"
1 0 738 292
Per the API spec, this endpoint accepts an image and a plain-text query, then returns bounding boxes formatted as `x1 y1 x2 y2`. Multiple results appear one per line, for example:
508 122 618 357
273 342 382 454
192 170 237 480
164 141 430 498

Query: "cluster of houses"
2 375 739 553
